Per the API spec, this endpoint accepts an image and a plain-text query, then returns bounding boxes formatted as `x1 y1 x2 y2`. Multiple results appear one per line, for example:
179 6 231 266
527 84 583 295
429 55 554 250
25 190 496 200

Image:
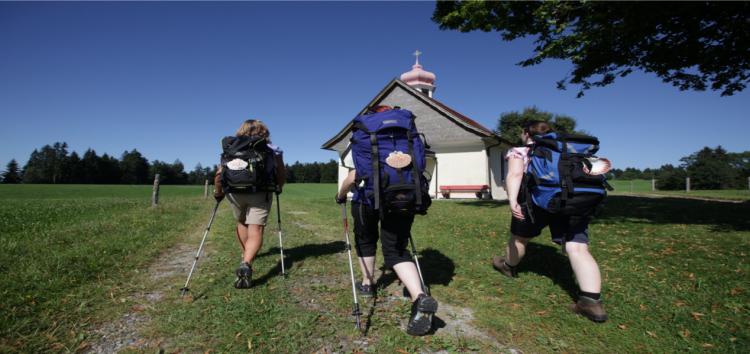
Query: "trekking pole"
180 200 221 297
408 235 429 296
341 203 362 330
275 192 286 277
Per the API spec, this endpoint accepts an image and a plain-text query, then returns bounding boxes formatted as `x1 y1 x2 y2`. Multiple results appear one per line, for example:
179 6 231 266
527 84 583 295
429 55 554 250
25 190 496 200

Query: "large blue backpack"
350 108 431 217
525 132 611 217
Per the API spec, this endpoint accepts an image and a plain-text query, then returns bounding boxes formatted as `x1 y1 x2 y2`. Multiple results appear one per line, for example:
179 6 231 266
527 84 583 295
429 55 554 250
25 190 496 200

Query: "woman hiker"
335 105 438 336
492 120 608 323
214 119 285 289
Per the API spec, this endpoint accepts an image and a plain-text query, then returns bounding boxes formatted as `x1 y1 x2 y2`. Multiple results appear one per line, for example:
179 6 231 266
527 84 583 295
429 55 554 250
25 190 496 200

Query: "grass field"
1 184 748 353
608 179 750 201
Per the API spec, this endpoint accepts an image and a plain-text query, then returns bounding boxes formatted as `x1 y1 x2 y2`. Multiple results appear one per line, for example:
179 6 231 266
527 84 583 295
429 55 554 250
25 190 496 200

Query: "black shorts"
510 203 590 244
351 202 415 268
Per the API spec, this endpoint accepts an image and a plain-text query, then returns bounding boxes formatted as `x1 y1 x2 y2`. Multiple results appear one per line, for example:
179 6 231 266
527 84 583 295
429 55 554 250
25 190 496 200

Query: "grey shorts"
226 192 273 225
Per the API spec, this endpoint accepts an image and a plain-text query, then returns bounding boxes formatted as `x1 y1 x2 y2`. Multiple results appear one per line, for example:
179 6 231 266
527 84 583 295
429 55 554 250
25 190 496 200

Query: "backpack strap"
559 136 573 204
407 131 423 208
369 132 382 217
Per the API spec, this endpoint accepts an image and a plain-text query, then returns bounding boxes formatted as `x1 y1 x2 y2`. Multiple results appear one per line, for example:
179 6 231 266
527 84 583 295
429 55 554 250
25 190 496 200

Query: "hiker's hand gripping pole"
341 203 362 330
180 200 221 297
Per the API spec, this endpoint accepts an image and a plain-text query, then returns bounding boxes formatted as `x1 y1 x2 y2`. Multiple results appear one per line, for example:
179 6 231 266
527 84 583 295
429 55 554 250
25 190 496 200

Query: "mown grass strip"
0 185 210 352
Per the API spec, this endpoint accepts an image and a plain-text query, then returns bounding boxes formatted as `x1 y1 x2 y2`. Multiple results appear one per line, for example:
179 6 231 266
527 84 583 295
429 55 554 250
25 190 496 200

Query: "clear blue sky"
1 2 748 173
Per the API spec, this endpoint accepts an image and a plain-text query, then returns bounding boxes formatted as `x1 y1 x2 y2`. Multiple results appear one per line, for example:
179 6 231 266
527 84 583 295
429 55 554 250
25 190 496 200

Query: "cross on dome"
400 50 436 97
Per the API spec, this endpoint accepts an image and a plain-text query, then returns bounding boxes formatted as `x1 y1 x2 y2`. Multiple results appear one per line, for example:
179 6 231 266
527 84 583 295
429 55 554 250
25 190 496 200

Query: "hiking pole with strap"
408 235 429 296
180 200 221 297
275 192 286 277
341 203 362 330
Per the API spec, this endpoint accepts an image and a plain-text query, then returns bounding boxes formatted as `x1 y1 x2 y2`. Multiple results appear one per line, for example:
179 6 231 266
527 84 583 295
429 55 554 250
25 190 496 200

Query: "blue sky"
1 2 748 173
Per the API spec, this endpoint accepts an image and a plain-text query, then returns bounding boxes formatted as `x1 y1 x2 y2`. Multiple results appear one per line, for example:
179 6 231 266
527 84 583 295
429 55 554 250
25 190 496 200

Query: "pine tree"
1 159 22 183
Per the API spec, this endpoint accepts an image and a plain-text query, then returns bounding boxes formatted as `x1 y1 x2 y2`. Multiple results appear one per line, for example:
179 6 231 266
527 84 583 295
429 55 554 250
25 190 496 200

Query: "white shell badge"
583 157 612 175
227 158 249 171
385 151 412 169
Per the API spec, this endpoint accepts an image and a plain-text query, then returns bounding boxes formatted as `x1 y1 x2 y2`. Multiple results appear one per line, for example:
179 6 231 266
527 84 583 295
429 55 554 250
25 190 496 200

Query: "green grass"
0 185 211 352
2 184 748 353
0 184 205 200
609 179 750 201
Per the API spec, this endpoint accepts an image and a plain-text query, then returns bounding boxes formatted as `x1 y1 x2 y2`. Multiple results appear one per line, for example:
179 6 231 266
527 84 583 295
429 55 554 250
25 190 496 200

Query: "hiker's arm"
275 154 286 188
337 170 356 200
506 157 525 220
214 165 224 200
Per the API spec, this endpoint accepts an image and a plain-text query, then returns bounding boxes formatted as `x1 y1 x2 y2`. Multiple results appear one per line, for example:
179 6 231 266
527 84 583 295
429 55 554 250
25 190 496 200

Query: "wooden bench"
439 185 490 199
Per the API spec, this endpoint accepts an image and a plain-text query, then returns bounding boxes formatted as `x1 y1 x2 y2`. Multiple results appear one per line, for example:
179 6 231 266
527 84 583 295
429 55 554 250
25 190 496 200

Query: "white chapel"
321 53 512 200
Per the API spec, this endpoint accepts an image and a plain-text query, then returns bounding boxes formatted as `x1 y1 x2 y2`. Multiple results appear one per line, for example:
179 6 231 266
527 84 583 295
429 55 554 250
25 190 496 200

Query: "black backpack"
220 135 276 193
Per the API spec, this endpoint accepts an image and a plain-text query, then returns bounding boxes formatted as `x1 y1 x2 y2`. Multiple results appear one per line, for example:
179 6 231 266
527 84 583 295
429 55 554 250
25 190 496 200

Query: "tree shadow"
455 200 509 209
596 195 750 231
520 242 578 302
252 241 345 287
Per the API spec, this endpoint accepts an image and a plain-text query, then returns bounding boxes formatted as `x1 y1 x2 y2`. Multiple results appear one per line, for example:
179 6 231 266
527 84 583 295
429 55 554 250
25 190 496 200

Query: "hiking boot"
234 262 252 289
406 294 438 336
569 296 608 323
492 255 518 278
356 282 374 297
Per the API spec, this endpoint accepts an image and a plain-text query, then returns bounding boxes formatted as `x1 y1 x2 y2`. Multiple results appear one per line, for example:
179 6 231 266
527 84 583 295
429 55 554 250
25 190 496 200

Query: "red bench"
439 185 490 199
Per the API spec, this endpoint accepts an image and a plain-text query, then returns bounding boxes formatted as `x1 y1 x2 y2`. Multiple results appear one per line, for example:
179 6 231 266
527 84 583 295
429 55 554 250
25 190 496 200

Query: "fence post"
686 177 691 193
630 180 633 193
204 179 209 199
152 174 160 207
651 178 656 191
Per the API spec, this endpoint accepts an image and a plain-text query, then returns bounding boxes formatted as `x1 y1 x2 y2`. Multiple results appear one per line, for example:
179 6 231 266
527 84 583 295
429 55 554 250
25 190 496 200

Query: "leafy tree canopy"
433 1 750 97
497 106 580 146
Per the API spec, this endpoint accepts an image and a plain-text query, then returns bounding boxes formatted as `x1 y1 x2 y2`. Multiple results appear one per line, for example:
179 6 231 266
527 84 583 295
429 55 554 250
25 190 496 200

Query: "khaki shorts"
226 192 273 225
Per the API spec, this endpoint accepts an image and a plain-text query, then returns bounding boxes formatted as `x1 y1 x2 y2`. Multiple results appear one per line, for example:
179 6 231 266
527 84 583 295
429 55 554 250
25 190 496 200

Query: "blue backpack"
525 132 612 217
349 108 431 217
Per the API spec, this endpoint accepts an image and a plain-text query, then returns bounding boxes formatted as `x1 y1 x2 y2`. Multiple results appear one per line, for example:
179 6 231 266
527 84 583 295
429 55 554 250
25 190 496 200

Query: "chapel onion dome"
400 62 436 86
400 51 436 97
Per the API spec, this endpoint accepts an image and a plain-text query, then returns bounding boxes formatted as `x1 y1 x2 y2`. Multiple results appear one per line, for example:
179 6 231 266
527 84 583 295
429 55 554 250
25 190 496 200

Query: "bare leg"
358 256 376 285
505 234 530 266
565 242 602 293
236 222 265 264
392 261 424 302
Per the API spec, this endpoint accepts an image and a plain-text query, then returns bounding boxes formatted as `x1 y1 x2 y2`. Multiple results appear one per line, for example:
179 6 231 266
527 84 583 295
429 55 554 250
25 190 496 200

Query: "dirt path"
86 241 204 353
86 207 518 353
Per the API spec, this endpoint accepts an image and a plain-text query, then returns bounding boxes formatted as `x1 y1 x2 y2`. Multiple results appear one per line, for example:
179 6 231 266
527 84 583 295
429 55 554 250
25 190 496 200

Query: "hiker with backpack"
214 119 285 289
335 105 438 336
492 120 611 323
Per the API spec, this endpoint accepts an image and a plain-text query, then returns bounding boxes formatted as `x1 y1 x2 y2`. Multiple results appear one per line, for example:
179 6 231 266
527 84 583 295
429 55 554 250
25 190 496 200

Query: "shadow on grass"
372 247 456 292
455 200 509 208
253 241 346 287
521 242 578 302
361 247 455 335
597 195 750 231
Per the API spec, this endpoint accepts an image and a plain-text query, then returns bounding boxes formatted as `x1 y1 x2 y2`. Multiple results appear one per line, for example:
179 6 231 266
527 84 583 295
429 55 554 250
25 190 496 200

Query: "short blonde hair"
236 119 270 139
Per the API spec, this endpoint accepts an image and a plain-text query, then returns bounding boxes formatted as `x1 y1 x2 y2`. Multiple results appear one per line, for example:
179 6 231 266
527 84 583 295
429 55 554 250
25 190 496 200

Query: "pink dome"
400 62 436 86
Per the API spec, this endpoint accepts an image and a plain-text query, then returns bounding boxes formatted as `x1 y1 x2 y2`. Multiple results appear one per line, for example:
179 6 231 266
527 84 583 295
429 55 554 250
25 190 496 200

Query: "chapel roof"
321 79 506 151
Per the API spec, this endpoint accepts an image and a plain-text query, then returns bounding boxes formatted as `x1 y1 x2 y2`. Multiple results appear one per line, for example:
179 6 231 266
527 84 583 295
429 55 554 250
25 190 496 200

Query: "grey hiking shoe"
569 296 608 323
356 282 374 297
492 255 518 278
406 294 438 336
234 262 252 289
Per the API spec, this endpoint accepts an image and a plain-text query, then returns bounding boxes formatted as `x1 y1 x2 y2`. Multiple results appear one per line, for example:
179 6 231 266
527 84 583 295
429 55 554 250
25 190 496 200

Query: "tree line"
0 142 340 185
609 146 749 190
